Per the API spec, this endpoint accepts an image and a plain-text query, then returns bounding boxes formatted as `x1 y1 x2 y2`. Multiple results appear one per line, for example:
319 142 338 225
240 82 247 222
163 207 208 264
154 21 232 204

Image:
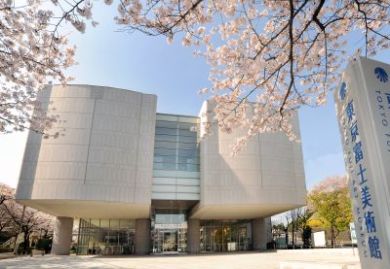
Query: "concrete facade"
252 218 271 250
135 219 151 255
192 101 306 219
187 219 200 254
16 85 157 219
52 217 73 255
15 84 306 255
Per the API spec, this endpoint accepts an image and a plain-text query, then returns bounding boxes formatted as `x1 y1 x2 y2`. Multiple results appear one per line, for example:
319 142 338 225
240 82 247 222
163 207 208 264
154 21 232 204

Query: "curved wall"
16 85 157 218
191 100 306 219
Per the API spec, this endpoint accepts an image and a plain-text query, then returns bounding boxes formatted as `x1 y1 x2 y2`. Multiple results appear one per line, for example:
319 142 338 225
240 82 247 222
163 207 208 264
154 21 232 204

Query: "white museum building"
15 84 306 255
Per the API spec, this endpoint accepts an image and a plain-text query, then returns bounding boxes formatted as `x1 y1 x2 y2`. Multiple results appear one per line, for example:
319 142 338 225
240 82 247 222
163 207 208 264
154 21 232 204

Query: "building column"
252 217 271 250
51 217 73 255
187 219 200 254
135 219 150 255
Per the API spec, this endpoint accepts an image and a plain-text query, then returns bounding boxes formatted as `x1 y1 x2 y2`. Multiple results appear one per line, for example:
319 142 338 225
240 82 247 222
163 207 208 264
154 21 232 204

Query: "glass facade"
73 219 135 255
151 210 188 253
154 115 199 172
152 114 200 200
200 220 252 252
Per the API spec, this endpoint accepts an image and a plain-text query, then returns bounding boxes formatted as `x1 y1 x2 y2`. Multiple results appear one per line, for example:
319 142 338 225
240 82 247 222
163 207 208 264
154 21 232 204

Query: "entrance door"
163 231 178 253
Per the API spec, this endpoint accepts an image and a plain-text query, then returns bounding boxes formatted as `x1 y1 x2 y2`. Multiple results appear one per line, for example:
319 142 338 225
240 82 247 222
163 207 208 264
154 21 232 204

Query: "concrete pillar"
135 219 150 255
51 217 73 255
187 219 200 254
252 217 271 250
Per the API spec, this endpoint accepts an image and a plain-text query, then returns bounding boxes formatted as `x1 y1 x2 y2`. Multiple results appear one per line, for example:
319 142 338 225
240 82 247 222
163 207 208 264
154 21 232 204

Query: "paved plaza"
0 249 360 269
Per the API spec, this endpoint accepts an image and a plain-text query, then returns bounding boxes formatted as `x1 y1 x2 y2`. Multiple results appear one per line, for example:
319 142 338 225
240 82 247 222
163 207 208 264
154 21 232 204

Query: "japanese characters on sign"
335 58 390 269
339 95 382 259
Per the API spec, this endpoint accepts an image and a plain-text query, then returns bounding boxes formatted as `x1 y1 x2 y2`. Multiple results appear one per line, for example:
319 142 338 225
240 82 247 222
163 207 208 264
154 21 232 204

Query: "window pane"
154 148 176 156
100 219 109 228
179 129 197 137
91 219 100 227
155 134 177 142
153 162 176 170
178 142 197 150
110 219 119 228
178 163 199 172
154 155 176 163
179 136 197 143
178 156 199 164
156 120 178 128
155 127 177 135
154 141 177 149
178 148 198 157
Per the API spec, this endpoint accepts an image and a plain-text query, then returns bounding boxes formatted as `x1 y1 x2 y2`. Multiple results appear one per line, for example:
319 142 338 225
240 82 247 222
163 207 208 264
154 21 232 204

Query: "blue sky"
0 1 376 190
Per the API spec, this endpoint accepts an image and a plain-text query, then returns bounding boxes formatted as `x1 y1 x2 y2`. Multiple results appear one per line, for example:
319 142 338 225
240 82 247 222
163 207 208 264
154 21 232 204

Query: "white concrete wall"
16 85 157 218
191 101 306 219
52 217 73 255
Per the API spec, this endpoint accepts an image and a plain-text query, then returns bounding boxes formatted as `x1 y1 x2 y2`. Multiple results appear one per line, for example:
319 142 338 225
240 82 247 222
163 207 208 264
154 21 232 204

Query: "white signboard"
154 223 187 229
312 231 326 248
350 222 357 245
335 57 390 269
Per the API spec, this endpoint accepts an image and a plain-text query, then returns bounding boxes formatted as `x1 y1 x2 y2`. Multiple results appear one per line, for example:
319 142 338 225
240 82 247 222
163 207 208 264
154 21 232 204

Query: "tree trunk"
23 232 30 254
285 229 288 248
292 223 295 248
330 226 335 248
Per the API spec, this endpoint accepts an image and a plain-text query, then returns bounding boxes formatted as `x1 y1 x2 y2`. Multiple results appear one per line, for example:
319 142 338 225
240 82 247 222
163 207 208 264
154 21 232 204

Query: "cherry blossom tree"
0 0 77 136
2 0 390 149
114 0 390 150
0 183 54 253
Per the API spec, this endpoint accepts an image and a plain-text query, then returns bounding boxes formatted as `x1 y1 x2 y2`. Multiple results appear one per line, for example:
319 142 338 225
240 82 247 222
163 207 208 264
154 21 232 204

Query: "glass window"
109 219 119 228
154 155 176 163
153 162 176 170
155 134 177 142
154 148 176 156
177 122 195 130
178 142 197 150
156 120 178 129
119 219 135 229
76 218 136 255
178 156 199 164
100 219 109 228
155 214 186 224
91 219 100 227
178 148 198 157
154 118 199 175
179 136 197 143
200 220 252 253
154 141 177 149
178 163 199 172
155 127 177 136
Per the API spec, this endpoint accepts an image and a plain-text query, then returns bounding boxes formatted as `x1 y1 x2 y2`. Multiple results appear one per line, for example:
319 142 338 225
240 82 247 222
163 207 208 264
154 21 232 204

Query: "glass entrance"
152 228 187 253
163 231 178 252
151 210 188 254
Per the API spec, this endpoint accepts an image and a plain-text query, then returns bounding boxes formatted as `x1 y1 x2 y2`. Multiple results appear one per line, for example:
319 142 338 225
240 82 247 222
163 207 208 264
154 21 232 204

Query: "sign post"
335 57 390 268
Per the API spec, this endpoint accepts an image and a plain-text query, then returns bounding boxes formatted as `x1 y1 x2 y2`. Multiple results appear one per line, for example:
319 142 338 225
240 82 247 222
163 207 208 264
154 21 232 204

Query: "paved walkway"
0 248 360 269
